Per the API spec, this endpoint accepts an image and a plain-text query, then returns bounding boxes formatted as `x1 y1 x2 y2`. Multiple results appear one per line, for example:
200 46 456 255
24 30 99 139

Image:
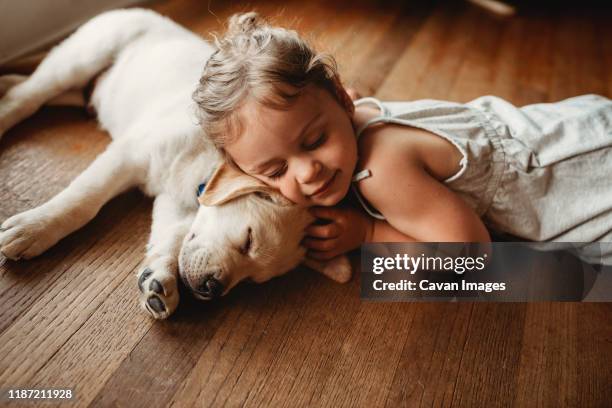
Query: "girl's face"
225 85 357 207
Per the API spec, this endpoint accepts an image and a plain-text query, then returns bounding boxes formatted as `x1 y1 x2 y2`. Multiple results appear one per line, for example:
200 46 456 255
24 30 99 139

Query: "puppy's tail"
0 9 162 138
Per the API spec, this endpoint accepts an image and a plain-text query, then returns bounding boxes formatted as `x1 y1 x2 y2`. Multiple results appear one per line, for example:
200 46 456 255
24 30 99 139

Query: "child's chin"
318 197 340 207
313 177 351 206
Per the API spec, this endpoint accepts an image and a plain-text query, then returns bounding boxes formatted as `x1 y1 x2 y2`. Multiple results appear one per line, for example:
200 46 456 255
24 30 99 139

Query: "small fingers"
309 206 342 221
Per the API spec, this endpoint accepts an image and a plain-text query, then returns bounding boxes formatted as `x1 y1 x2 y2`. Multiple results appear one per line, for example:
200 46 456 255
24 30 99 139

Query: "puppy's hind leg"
0 75 27 97
0 75 86 108
0 9 160 139
137 194 194 319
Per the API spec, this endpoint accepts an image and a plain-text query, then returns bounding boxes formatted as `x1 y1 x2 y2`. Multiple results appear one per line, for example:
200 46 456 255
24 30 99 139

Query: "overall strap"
350 97 389 220
354 97 391 137
350 183 386 220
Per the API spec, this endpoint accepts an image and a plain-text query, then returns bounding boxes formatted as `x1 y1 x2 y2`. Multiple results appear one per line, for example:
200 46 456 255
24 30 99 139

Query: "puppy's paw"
0 208 61 260
137 266 179 320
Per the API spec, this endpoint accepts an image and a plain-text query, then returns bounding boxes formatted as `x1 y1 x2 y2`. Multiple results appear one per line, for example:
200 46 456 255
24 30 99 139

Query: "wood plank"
376 1 476 101
599 12 612 96
214 266 361 407
26 247 168 407
161 266 353 407
88 295 232 407
514 303 579 406
0 191 147 337
514 303 612 407
447 6 509 102
311 301 414 407
487 16 523 102
91 267 315 407
510 11 555 104
0 108 117 335
384 303 474 407
0 195 151 386
549 9 608 101
449 303 527 406
575 303 612 406
339 0 437 96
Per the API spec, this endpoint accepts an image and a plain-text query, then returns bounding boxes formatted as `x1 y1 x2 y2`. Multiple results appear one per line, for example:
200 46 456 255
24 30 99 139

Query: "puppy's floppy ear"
252 191 293 207
304 255 352 283
199 161 293 207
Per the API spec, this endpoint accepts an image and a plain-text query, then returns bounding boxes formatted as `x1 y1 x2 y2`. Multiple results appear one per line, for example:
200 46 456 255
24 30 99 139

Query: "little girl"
193 12 612 265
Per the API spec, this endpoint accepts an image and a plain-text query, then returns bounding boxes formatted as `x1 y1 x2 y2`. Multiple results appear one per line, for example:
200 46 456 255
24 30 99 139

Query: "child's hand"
303 206 373 261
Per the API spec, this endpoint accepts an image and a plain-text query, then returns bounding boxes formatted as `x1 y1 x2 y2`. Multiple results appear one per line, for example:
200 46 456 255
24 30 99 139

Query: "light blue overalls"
351 95 612 265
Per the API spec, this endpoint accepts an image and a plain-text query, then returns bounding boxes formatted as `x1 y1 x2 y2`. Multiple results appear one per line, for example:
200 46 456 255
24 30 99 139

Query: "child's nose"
295 158 322 185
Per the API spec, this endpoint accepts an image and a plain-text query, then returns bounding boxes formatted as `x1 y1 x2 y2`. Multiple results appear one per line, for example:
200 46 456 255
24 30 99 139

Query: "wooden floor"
1 0 611 406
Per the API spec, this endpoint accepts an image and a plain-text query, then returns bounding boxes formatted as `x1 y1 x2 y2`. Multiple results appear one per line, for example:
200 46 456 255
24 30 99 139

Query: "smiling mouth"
311 171 337 197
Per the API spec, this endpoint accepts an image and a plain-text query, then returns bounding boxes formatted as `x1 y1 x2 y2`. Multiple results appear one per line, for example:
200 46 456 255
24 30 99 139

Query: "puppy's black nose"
196 274 224 298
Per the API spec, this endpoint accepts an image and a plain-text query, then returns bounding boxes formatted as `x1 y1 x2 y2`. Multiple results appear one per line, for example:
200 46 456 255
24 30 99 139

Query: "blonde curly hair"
192 12 353 150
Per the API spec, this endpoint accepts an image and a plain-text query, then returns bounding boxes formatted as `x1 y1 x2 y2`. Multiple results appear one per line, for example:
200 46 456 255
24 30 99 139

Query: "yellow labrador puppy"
0 9 351 319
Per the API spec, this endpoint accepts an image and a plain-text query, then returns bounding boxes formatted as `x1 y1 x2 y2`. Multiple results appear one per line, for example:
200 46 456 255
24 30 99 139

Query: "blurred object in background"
467 0 515 16
0 0 147 66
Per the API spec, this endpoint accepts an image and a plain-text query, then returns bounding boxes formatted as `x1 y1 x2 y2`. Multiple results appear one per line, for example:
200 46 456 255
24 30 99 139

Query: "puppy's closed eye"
255 191 273 202
239 227 252 255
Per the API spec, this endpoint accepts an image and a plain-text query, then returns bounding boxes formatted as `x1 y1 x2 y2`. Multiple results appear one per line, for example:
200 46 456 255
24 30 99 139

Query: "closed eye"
266 163 287 180
264 133 325 180
303 132 326 150
239 227 252 255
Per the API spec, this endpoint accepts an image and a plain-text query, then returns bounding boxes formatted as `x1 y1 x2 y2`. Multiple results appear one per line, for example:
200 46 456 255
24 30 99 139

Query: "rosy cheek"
280 185 295 200
280 182 299 203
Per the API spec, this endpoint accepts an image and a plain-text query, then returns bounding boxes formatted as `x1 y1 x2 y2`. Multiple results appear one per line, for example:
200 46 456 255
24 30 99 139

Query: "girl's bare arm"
366 218 418 242
358 135 490 243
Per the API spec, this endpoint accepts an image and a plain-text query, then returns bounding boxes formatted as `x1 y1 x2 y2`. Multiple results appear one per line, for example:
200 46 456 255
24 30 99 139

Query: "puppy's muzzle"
178 246 227 300
192 273 224 299
179 269 226 300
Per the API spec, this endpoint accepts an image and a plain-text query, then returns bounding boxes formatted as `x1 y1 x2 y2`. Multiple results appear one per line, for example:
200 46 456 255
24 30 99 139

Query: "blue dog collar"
196 165 219 203
196 182 206 197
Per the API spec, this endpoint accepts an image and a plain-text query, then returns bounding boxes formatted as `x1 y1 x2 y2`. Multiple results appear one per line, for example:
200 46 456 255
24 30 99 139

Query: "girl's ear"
199 161 293 207
331 78 355 116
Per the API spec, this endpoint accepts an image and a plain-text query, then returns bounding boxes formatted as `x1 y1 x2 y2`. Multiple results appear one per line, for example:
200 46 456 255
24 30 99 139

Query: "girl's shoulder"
353 105 462 183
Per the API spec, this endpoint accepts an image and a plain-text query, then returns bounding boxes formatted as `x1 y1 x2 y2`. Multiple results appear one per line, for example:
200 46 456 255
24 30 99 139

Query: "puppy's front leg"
0 140 142 259
137 193 193 320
